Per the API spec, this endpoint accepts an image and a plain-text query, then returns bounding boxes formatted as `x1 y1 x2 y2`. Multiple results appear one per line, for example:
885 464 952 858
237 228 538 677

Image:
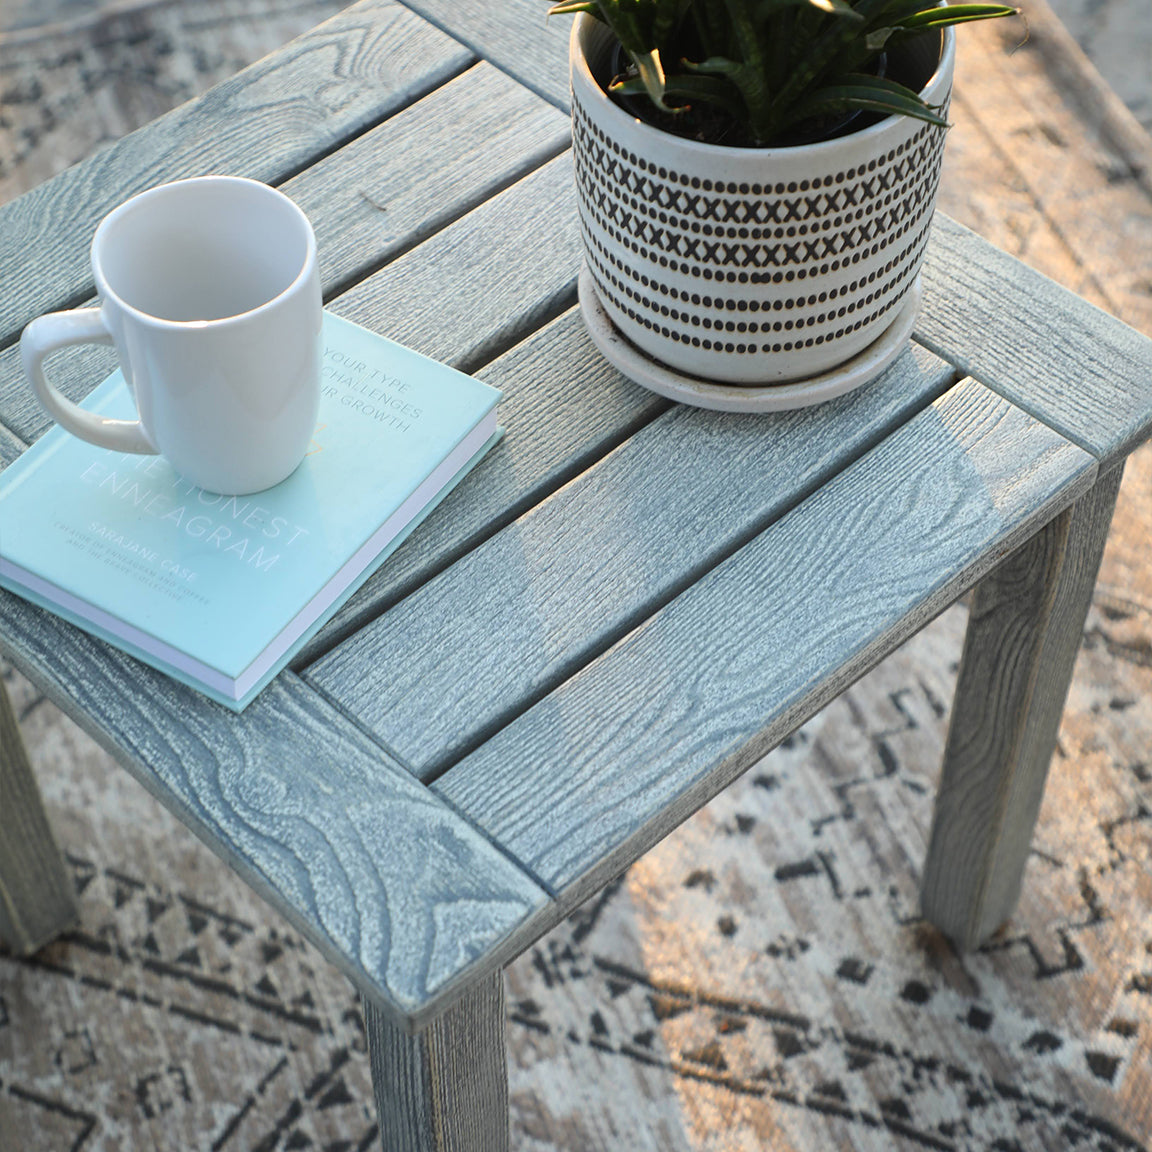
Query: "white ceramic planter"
571 15 955 386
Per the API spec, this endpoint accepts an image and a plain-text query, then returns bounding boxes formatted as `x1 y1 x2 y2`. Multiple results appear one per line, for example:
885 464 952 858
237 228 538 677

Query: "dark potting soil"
602 31 942 149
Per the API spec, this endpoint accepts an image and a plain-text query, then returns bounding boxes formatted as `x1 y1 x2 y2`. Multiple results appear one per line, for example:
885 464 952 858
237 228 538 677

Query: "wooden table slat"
297 307 668 665
0 0 474 345
397 0 573 111
0 423 25 467
328 151 581 370
0 592 549 1030
920 214 1152 466
433 380 1097 910
308 344 959 779
285 61 570 299
0 62 570 445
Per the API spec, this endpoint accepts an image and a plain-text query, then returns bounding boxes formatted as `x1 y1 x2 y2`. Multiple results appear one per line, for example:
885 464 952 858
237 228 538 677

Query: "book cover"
0 311 501 711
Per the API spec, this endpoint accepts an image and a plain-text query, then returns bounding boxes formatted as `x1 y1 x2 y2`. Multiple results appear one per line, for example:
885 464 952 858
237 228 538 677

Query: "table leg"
0 671 79 954
920 462 1124 951
363 971 509 1152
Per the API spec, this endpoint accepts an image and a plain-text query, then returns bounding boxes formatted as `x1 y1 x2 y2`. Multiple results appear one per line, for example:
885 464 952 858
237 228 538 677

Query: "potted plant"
552 0 1018 406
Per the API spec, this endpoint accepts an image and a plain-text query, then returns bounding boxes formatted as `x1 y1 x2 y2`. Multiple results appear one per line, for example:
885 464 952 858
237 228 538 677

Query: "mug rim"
90 175 318 330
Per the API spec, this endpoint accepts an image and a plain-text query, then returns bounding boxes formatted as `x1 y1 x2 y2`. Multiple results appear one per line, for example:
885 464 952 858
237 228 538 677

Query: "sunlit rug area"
2 2 1152 1149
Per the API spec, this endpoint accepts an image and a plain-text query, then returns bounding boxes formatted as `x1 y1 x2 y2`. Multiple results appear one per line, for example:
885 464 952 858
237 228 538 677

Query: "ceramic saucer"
578 267 923 413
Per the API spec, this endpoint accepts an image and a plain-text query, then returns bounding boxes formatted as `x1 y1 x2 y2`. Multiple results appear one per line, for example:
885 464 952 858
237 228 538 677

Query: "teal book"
0 311 502 711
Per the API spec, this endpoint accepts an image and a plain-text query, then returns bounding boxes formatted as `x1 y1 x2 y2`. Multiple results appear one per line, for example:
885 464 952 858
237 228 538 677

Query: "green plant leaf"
753 0 861 17
769 0 905 113
551 0 1017 144
896 3 1020 27
611 71 746 117
869 0 948 20
653 0 695 44
717 0 777 139
547 1 598 15
633 47 672 107
570 0 666 58
804 0 865 16
791 74 951 126
685 54 742 75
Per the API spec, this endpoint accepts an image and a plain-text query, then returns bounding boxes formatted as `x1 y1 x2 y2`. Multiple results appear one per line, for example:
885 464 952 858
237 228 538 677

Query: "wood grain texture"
284 62 570 297
0 672 79 954
309 345 958 778
0 589 548 1028
434 381 1097 909
328 151 581 369
919 214 1152 466
920 463 1124 949
0 0 474 345
296 308 667 665
0 420 25 468
0 63 570 445
364 972 509 1151
398 0 572 110
0 314 118 446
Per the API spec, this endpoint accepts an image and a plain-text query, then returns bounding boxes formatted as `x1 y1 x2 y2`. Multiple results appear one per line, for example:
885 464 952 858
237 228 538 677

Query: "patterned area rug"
0 0 346 204
3 3 1152 1150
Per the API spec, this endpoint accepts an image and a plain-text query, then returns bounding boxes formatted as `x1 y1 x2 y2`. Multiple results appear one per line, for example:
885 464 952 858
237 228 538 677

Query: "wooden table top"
1 0 1151 1032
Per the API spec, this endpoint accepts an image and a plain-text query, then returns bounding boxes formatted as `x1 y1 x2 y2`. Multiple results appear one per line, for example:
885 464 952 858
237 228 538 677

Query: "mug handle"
21 308 156 454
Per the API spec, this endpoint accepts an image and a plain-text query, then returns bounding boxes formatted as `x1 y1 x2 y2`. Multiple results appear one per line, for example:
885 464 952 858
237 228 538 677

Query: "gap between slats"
0 287 97 357
319 89 573 304
0 55 482 356
0 418 28 458
392 0 571 114
327 262 576 375
304 351 964 783
274 54 479 189
416 360 964 786
425 382 1098 917
269 664 559 901
0 66 575 445
291 365 672 668
913 335 1108 465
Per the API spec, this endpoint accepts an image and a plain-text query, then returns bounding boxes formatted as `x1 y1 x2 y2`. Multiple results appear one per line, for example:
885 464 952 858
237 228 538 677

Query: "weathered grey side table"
3 2 1151 1148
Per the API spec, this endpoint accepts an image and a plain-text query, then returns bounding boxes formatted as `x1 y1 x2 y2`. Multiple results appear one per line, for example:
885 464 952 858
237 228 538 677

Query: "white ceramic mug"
21 176 322 495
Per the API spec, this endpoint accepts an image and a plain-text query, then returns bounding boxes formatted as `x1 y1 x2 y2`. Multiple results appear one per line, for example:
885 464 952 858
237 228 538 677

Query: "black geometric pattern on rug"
6 599 1152 1151
4 3 1152 1148
1 850 380 1151
4 845 1147 1150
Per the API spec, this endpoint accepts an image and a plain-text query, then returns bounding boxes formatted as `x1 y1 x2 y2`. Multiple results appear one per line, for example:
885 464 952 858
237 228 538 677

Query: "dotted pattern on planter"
573 99 947 278
583 217 931 314
572 85 949 366
587 227 928 357
584 214 933 355
573 109 944 278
